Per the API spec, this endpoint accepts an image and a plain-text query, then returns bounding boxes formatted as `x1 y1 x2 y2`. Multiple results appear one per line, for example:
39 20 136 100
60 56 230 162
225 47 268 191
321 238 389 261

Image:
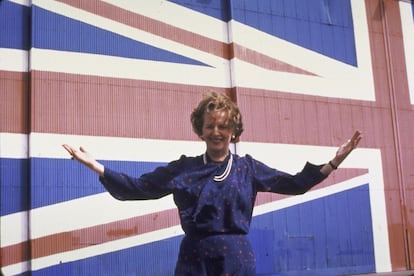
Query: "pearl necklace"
203 153 233 182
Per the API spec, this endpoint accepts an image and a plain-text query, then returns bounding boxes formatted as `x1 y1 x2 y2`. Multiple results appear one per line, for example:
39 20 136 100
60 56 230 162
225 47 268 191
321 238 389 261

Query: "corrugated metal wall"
1 0 414 275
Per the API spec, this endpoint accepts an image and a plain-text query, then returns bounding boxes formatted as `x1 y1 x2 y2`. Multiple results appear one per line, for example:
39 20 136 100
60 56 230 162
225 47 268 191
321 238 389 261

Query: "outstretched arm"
62 144 105 176
320 130 363 175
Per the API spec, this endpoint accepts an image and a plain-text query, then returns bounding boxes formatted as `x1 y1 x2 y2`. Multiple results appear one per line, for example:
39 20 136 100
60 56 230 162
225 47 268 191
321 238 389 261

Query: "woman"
63 91 362 275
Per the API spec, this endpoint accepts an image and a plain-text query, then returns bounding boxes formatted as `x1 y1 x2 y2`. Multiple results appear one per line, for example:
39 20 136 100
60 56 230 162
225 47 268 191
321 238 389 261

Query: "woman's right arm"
62 144 180 200
62 144 104 176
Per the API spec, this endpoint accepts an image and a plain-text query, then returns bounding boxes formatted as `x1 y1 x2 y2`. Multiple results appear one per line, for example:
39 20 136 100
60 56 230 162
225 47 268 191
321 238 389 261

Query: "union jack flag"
1 0 413 275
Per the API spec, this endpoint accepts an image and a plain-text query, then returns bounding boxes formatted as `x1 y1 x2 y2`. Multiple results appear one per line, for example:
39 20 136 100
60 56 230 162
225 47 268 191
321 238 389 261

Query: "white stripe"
0 133 28 158
29 194 178 241
400 1 414 105
351 0 375 100
101 0 229 43
8 0 31 7
0 211 29 246
229 0 375 101
1 261 30 276
367 150 392 272
231 58 373 100
30 48 230 87
30 132 205 161
0 48 28 72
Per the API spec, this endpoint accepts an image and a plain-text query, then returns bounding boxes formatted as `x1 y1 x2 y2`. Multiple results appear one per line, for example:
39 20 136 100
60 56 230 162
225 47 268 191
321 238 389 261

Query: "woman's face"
201 110 233 161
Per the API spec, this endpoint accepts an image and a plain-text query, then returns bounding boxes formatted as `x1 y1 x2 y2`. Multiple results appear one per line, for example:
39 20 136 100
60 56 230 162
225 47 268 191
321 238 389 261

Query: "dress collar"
203 152 233 182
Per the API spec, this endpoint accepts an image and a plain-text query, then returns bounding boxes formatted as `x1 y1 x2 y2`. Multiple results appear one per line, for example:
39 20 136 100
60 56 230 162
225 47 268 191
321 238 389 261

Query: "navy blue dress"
99 153 327 276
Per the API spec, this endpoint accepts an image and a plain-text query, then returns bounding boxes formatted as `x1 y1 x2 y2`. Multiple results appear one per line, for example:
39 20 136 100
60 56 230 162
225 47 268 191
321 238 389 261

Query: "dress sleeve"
99 156 185 200
250 156 328 195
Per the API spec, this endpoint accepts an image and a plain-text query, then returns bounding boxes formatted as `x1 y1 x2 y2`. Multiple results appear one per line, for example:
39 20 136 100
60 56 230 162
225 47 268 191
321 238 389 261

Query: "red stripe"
30 70 231 138
232 43 317 75
1 208 180 266
0 70 29 134
0 241 30 268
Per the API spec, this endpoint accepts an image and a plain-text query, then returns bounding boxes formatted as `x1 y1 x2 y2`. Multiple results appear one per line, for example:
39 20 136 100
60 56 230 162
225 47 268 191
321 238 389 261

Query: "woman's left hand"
320 130 362 175
331 130 362 168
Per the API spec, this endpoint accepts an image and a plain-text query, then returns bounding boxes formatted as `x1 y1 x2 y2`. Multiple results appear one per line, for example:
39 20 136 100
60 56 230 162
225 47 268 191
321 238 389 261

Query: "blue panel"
229 0 357 66
309 21 323 55
327 0 353 27
0 1 31 50
270 0 283 16
0 158 30 216
167 0 357 69
29 158 167 209
320 23 334 59
31 6 206 66
249 184 375 275
245 7 259 31
244 0 257 13
295 0 307 21
283 0 297 18
271 14 286 39
257 0 271 14
284 17 298 44
230 1 245 24
296 17 311 50
306 0 324 23
32 235 182 276
168 0 230 21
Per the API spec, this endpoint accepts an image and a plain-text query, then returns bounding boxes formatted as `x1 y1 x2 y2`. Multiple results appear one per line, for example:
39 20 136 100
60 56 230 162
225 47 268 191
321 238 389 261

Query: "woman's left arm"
320 130 363 175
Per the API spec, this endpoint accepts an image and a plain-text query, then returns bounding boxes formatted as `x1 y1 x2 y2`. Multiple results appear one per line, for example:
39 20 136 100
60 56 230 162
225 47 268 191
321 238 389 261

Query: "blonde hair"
191 91 243 142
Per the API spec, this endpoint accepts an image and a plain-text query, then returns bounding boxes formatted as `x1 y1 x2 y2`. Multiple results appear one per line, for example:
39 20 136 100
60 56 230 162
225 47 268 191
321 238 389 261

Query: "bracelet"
329 161 338 170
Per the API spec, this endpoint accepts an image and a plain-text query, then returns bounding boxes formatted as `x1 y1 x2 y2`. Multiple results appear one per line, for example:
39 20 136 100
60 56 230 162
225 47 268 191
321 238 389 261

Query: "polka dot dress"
100 153 327 275
175 234 256 275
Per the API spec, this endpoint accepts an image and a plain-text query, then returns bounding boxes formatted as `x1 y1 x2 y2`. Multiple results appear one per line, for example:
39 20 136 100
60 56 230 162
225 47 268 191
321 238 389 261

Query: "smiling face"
201 110 233 162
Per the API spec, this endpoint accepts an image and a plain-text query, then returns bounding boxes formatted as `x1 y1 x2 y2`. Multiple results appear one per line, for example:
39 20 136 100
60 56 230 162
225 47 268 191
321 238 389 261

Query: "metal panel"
30 71 229 140
251 186 375 275
0 2 31 274
366 0 414 270
22 0 232 275
235 0 412 273
2 0 414 275
0 1 31 50
230 0 356 66
0 71 29 133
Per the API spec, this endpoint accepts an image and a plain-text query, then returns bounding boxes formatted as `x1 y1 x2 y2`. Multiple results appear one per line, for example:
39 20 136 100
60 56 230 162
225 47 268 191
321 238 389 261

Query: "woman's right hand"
62 144 105 176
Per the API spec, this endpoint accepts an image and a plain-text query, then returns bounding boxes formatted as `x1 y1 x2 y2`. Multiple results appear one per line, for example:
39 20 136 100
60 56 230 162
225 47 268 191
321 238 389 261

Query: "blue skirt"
174 234 256 276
